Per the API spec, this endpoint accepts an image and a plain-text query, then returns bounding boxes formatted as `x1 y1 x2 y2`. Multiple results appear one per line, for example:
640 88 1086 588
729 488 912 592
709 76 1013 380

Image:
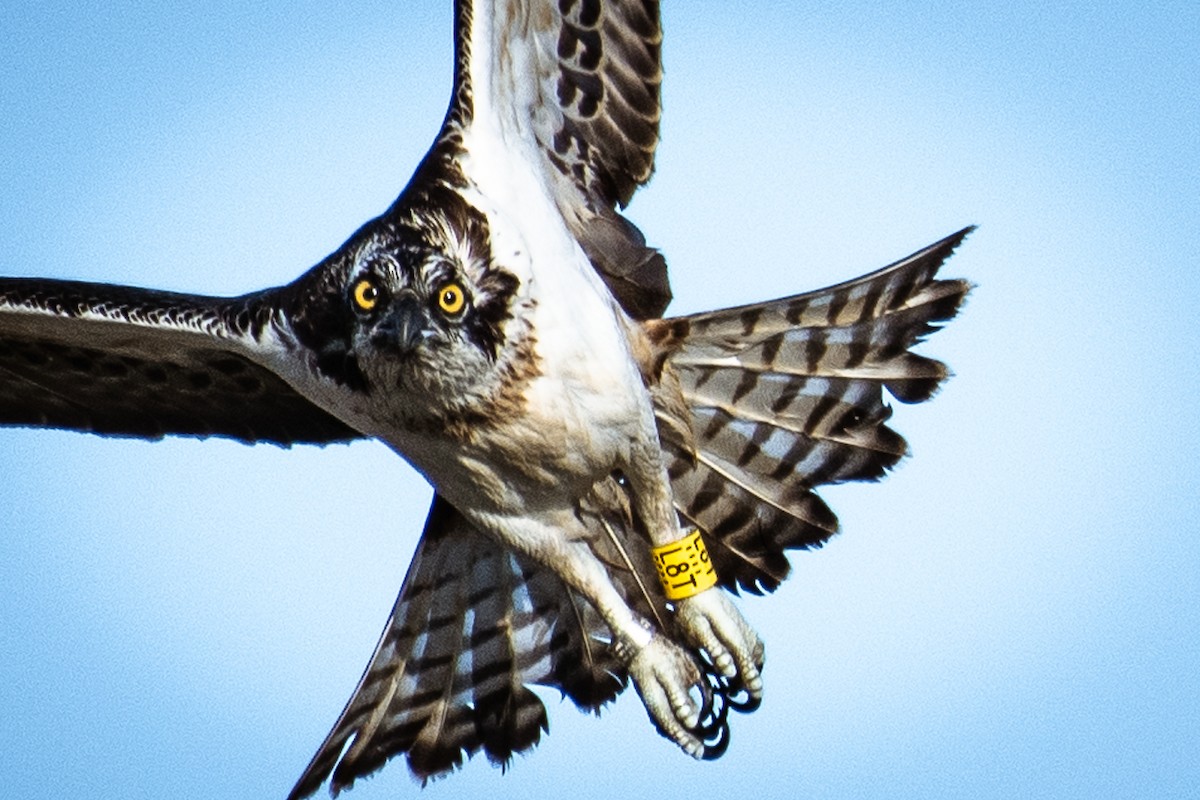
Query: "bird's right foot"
626 634 708 758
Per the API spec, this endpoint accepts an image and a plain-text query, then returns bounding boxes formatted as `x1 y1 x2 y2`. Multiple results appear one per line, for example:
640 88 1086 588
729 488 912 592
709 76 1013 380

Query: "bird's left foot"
674 590 765 704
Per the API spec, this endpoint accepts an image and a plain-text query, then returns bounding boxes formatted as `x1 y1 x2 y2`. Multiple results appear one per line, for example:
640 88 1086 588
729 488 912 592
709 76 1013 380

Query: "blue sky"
1 2 1197 799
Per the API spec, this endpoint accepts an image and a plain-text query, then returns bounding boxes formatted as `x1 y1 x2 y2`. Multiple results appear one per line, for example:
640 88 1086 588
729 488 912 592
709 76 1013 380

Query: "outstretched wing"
288 495 627 800
0 278 359 444
658 228 975 594
445 0 669 318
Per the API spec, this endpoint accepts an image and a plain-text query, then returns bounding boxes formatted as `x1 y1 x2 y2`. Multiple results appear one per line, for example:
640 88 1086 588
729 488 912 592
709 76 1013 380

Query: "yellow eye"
352 278 380 312
437 282 466 315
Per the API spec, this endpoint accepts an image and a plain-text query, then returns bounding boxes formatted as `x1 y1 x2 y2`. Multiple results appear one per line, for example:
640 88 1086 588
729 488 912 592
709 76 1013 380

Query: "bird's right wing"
0 277 359 444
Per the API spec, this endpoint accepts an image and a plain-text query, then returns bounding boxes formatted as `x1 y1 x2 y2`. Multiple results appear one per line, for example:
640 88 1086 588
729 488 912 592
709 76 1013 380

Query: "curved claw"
690 649 764 759
694 658 732 759
700 722 730 760
716 664 763 713
726 688 762 714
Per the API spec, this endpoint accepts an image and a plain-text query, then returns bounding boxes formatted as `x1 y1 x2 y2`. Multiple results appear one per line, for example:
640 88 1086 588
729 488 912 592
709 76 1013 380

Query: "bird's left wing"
444 0 670 317
0 278 359 444
288 494 627 799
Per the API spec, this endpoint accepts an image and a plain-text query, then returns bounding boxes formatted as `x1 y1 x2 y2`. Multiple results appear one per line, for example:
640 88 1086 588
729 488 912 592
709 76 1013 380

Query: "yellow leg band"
651 529 718 600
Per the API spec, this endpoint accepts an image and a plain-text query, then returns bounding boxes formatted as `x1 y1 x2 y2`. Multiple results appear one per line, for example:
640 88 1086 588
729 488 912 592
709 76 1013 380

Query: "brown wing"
0 278 359 444
448 0 670 318
658 228 975 594
287 495 628 800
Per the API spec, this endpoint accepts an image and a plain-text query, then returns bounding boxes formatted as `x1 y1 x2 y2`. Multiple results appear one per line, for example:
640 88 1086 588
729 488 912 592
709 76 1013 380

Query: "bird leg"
626 437 766 706
469 507 713 754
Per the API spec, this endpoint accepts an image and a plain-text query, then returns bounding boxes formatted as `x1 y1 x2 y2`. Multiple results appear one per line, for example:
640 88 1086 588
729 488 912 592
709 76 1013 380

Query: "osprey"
0 1 972 797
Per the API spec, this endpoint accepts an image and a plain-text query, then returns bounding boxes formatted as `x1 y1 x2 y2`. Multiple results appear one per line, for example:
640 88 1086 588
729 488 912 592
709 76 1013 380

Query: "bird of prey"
0 1 971 797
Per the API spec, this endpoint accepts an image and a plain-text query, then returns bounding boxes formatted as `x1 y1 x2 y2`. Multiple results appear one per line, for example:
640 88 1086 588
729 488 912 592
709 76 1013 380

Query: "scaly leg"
469 507 709 756
625 433 766 702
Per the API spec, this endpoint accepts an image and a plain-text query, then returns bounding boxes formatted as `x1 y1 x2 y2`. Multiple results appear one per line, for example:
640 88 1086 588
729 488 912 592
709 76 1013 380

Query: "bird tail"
650 228 974 594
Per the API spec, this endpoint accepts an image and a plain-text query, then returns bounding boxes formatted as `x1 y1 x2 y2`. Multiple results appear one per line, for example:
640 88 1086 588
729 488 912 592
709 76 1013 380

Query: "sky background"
1 2 1197 799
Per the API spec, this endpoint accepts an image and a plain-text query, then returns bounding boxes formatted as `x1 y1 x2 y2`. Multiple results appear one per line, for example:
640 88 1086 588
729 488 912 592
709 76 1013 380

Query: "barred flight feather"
1 1 973 795
289 496 627 799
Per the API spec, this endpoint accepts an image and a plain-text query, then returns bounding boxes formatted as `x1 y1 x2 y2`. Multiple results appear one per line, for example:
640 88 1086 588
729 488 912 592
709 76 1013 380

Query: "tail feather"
681 227 972 336
659 228 973 594
666 436 838 594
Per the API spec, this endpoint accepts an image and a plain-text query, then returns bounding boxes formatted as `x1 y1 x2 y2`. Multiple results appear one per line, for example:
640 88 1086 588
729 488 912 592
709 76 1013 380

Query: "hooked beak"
369 295 429 355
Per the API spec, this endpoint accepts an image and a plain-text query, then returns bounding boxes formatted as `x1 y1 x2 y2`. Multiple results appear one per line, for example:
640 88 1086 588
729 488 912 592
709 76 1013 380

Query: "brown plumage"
286 227 972 796
0 2 973 796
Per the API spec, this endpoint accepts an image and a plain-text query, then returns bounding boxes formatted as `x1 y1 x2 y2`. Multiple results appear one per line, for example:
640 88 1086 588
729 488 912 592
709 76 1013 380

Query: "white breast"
416 120 653 516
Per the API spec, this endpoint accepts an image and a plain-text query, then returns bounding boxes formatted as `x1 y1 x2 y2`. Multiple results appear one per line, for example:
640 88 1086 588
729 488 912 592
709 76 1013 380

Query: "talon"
701 723 730 760
622 627 745 760
729 693 761 713
675 591 765 706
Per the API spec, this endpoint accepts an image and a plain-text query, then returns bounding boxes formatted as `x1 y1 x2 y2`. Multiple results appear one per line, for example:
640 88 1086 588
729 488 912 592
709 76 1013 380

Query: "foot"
626 635 706 758
674 590 765 700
